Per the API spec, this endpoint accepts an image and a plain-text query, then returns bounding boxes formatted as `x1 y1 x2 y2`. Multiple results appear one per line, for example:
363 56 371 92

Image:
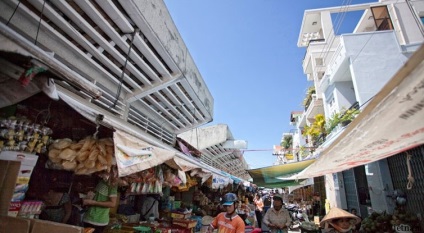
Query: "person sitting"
40 185 72 224
320 207 361 233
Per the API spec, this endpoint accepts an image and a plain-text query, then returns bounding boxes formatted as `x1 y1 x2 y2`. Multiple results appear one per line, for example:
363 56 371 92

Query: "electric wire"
317 0 353 66
323 0 402 109
110 29 139 109
35 0 47 46
6 0 21 26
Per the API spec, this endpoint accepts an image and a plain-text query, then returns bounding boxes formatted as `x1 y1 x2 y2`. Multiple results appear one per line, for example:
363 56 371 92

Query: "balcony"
305 94 324 123
302 39 327 76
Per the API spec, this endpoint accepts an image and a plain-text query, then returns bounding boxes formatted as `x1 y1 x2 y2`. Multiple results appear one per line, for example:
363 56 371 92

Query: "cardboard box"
0 216 31 233
172 219 197 229
0 160 20 216
30 219 84 233
171 212 191 219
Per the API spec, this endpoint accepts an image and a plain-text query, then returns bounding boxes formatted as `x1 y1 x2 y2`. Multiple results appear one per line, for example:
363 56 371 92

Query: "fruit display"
360 208 421 233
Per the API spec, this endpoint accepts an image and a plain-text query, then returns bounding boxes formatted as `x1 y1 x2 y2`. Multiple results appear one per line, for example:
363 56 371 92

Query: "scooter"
285 204 301 230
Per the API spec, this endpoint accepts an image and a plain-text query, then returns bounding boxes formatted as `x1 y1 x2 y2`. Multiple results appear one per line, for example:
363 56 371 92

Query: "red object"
245 226 262 233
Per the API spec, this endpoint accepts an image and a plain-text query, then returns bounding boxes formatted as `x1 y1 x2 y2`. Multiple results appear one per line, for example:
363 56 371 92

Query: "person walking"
253 193 264 229
207 192 245 233
320 207 361 233
262 194 292 233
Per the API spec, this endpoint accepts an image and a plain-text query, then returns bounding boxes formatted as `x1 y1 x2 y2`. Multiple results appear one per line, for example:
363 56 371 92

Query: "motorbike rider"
207 192 245 233
262 194 292 233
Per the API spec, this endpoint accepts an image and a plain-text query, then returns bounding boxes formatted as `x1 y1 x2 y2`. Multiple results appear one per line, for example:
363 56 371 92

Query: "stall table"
105 221 196 233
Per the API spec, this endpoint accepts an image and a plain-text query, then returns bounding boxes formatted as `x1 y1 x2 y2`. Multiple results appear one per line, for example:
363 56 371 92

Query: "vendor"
320 207 361 233
83 170 118 233
39 184 72 224
140 194 160 220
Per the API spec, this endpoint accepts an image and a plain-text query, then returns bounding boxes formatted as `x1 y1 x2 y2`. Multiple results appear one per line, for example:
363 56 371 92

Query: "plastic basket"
133 225 151 233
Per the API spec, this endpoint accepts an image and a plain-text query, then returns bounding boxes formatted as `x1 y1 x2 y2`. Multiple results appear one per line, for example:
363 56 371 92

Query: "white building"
178 124 251 180
0 0 238 179
296 0 424 217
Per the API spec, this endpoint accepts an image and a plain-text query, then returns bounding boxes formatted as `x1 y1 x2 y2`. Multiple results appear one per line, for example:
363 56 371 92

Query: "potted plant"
324 112 341 135
302 86 316 110
302 114 326 146
340 108 360 126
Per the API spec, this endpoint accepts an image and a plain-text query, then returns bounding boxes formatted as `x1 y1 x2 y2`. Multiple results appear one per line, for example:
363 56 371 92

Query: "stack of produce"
360 209 421 233
300 222 320 232
47 137 114 174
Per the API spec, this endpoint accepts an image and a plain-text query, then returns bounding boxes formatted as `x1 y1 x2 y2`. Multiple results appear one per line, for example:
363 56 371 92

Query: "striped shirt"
83 180 117 226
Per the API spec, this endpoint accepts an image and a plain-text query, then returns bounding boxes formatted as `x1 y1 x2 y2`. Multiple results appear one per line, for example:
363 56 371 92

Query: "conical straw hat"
320 207 361 227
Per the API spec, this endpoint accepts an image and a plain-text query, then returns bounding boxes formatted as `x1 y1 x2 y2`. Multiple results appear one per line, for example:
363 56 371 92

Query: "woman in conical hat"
320 207 361 233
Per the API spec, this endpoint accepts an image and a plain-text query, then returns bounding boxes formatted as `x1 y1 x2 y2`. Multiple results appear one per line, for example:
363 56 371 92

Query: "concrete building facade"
295 0 424 217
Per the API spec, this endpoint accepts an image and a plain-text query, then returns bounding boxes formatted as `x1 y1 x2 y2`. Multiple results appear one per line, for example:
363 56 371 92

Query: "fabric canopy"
288 178 314 194
114 130 175 177
291 45 424 180
247 159 316 188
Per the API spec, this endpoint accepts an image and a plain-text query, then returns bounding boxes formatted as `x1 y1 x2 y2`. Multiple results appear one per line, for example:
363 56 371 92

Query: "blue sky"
164 0 377 169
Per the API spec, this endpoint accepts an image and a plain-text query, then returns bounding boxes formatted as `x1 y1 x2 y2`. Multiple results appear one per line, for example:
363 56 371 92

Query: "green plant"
298 146 309 158
325 112 341 134
340 108 360 123
302 86 316 108
302 114 326 140
280 135 293 149
324 108 361 134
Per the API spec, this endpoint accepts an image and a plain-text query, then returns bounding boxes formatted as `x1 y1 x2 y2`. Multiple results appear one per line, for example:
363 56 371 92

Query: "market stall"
0 92 256 233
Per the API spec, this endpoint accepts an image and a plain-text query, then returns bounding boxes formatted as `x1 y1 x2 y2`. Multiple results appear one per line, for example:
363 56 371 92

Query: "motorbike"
285 204 307 230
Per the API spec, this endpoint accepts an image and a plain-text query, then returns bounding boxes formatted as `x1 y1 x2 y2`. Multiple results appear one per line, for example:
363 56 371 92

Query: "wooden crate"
172 219 197 229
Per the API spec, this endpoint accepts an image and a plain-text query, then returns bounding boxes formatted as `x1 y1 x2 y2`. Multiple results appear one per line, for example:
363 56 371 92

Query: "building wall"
365 159 395 214
131 0 214 114
343 31 408 106
392 1 424 45
334 81 356 110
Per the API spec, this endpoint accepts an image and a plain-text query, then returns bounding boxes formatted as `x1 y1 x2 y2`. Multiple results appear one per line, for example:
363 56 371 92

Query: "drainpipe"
0 22 102 99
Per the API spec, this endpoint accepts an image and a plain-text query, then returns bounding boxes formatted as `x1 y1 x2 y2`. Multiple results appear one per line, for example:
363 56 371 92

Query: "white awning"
291 45 424 179
57 86 224 178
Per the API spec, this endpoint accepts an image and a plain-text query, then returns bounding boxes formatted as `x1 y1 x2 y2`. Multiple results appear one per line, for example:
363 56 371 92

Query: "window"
371 6 393 31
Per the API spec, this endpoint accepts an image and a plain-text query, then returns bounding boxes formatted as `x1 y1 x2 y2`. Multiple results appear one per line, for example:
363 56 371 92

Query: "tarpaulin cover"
247 159 315 188
211 174 233 189
291 45 424 179
166 156 200 172
114 130 175 177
